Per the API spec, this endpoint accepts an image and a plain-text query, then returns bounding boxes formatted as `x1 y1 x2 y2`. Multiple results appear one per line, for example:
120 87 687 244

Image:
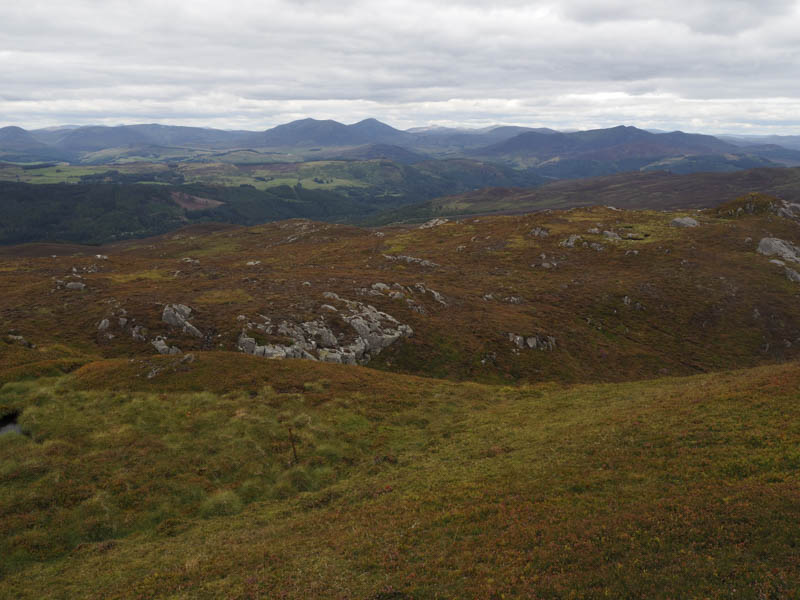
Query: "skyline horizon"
3 116 799 139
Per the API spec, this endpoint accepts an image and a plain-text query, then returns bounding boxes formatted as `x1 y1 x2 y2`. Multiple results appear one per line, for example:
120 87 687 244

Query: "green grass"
1 357 798 598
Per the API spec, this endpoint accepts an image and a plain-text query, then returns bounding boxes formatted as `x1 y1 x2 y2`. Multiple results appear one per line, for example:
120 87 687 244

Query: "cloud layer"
2 0 800 132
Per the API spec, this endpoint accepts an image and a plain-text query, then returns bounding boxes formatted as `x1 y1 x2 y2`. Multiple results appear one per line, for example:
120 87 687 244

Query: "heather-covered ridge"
2 195 800 384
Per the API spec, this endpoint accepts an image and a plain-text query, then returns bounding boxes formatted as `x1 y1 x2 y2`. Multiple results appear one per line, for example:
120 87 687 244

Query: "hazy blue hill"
28 125 81 145
0 127 49 151
346 118 412 144
653 130 735 154
476 125 739 160
720 134 800 151
410 125 556 150
122 124 250 148
0 126 69 161
55 126 154 152
243 118 412 148
0 120 797 180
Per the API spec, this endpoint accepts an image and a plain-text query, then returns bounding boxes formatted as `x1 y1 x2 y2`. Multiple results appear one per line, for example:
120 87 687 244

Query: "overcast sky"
2 0 800 133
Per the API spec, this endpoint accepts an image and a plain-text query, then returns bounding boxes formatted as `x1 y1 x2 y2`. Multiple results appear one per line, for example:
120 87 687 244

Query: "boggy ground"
1 194 800 384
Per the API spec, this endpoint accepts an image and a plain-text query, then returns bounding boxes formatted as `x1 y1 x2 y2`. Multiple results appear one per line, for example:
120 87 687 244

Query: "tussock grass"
108 269 169 283
1 358 799 597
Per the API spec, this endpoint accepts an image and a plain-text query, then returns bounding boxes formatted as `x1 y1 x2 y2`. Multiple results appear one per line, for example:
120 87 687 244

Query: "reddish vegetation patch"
170 191 224 211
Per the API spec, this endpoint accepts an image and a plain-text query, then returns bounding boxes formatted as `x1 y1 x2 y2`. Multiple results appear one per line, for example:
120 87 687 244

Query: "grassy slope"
1 354 798 598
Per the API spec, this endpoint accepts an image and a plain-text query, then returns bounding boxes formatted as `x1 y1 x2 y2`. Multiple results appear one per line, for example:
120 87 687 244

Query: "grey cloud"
557 0 797 32
1 0 800 133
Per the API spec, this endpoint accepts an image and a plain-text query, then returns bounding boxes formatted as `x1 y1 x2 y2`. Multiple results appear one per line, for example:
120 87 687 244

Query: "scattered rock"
97 319 110 331
131 325 148 342
65 282 86 291
587 227 600 234
786 268 800 283
419 218 449 229
246 260 261 266
508 332 557 351
414 283 446 305
670 217 699 228
560 235 582 248
603 230 621 240
152 337 181 355
529 227 550 238
774 200 800 220
758 237 800 263
383 254 440 268
162 304 203 338
5 334 34 349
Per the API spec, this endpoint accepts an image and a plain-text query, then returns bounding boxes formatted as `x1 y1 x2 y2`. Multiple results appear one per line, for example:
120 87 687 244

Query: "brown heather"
1 196 799 598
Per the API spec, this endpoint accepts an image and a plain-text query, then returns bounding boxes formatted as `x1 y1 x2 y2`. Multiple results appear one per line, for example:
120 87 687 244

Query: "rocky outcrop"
529 227 550 238
774 200 800 220
560 235 582 248
237 294 412 365
508 332 557 351
758 238 800 263
152 337 181 355
162 304 203 338
419 218 449 229
414 283 447 305
383 254 440 268
719 195 800 221
670 217 699 228
5 333 35 349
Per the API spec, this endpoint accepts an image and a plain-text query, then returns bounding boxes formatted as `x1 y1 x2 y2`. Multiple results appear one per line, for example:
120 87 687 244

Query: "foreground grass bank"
1 353 798 598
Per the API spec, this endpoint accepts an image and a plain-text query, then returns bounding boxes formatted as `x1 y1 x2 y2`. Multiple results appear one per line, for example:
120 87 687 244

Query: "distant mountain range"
2 118 800 179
